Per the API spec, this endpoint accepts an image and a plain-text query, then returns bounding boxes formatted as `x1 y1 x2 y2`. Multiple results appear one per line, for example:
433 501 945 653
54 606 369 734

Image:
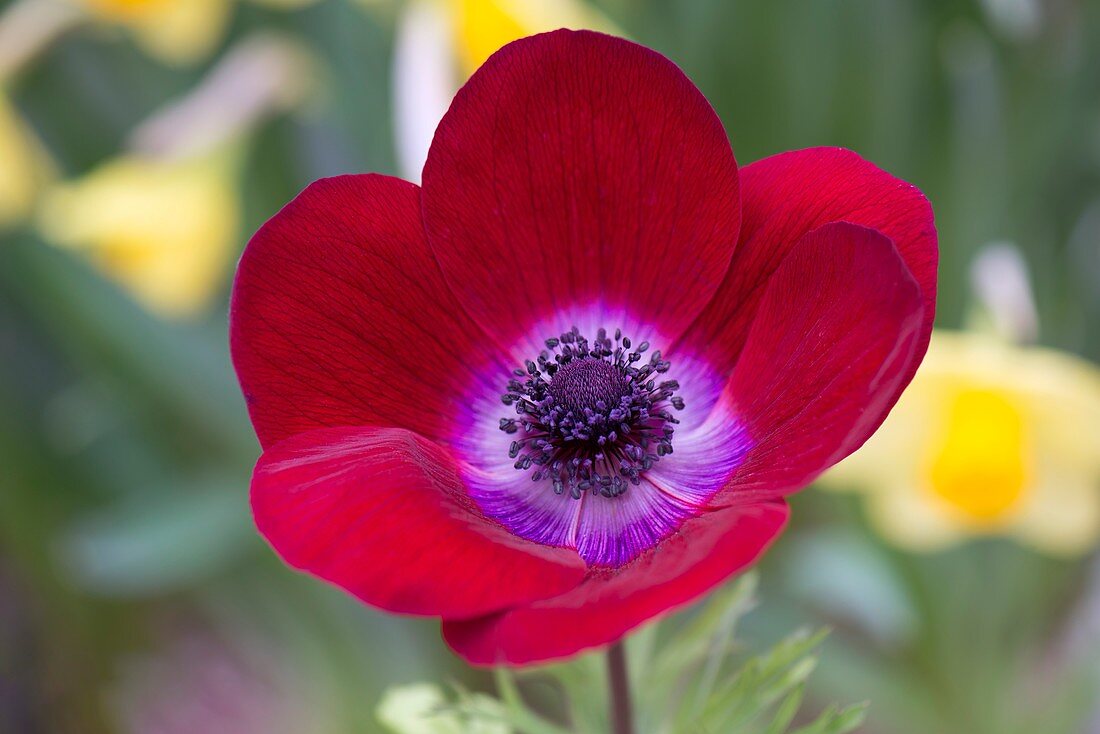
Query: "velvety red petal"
441 500 788 666
712 222 925 503
679 147 936 399
230 174 507 449
422 30 740 345
251 426 586 619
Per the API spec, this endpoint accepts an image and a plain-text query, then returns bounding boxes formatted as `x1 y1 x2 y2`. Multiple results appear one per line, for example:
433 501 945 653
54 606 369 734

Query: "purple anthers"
499 326 685 499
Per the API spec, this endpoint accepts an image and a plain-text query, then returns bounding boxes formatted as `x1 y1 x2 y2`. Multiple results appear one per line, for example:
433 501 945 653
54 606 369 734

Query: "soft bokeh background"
1 0 1099 732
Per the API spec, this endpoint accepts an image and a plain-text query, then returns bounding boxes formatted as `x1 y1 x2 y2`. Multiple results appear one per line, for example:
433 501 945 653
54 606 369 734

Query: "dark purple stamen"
499 326 684 499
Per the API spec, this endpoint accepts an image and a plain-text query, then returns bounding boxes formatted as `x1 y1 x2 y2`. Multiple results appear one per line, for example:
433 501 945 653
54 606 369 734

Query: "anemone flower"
231 30 937 666
825 331 1100 556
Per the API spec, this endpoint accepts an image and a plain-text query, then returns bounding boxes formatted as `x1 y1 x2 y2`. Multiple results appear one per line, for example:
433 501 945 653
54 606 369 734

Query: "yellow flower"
823 331 1100 556
447 0 612 75
37 150 239 317
248 0 323 8
392 0 619 180
71 0 320 65
32 33 312 319
0 91 52 228
74 0 232 64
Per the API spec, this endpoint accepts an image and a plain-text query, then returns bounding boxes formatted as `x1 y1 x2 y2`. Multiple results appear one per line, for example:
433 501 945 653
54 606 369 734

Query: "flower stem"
607 641 635 734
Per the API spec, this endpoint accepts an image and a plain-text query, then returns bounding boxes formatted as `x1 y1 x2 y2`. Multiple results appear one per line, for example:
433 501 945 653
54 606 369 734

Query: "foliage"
378 576 866 734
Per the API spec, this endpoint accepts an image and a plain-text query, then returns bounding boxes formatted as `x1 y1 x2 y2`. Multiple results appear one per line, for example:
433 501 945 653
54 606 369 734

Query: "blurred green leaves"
378 576 866 734
61 482 252 595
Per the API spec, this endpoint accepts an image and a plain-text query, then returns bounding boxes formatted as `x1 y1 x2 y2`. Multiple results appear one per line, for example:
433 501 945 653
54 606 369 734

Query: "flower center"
548 357 632 416
499 327 685 499
927 388 1030 523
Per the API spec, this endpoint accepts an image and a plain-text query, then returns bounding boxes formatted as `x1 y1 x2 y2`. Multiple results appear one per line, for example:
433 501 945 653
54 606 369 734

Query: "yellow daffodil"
248 0 323 8
823 331 1100 557
68 0 320 65
74 0 232 64
34 34 312 318
447 0 613 75
37 150 240 317
0 91 52 228
392 0 619 179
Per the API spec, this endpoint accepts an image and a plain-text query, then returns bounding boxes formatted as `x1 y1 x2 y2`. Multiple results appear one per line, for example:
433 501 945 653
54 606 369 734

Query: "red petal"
713 222 925 502
422 30 740 344
251 426 586 619
230 174 506 449
679 147 936 397
441 500 788 666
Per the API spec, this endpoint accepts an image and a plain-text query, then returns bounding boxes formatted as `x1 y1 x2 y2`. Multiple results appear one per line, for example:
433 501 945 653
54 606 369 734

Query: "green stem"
607 641 635 734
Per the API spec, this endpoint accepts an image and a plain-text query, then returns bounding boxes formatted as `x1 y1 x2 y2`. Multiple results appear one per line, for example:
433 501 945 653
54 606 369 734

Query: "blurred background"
1 0 1099 732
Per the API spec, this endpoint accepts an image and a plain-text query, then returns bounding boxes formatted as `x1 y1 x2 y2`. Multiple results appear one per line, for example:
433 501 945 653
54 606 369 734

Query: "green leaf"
490 670 573 734
652 572 757 684
764 686 806 734
789 702 868 734
376 683 512 734
372 576 868 734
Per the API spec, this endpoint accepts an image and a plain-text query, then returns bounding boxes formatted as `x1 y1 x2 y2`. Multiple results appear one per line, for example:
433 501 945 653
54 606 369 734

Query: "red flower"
231 31 937 666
